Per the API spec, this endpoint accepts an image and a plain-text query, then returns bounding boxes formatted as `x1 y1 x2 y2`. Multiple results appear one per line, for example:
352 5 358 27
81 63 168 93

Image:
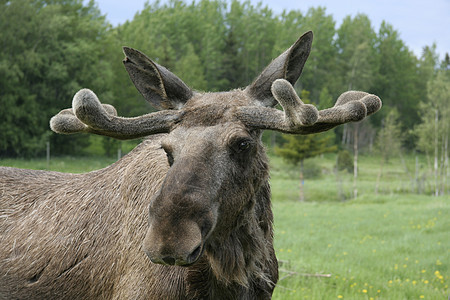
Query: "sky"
89 0 449 59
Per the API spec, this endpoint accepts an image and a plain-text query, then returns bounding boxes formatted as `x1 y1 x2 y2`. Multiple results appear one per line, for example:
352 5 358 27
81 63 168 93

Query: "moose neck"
185 151 277 299
110 136 278 298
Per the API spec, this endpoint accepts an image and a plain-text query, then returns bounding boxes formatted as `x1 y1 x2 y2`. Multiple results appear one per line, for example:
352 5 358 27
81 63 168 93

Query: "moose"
0 31 381 299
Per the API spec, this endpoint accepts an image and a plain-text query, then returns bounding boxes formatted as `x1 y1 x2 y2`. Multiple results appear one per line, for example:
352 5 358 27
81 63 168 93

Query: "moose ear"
123 47 194 110
246 31 313 107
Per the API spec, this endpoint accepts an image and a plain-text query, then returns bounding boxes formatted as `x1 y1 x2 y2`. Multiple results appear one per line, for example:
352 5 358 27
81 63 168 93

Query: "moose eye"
238 140 251 152
231 138 254 154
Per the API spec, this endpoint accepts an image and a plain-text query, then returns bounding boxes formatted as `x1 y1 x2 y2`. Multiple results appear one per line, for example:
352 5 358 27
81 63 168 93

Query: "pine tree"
375 108 402 194
275 90 337 201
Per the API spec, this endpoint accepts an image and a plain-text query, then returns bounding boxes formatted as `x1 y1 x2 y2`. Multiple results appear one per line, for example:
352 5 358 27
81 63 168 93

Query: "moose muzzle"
143 185 217 266
143 218 204 266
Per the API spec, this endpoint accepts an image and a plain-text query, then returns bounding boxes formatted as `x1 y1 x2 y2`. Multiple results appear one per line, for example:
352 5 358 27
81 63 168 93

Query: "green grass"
1 152 448 299
0 156 115 173
268 152 449 299
272 195 449 299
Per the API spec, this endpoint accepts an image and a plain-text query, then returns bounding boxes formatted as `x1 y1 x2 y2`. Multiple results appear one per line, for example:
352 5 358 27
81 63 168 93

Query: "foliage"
336 14 377 92
415 71 450 154
375 108 402 162
414 70 450 196
302 160 322 179
0 0 114 156
275 132 337 166
336 150 353 173
373 22 423 133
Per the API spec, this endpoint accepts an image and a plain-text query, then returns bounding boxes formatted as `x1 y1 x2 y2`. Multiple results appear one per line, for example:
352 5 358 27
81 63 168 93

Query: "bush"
303 160 322 179
336 150 353 172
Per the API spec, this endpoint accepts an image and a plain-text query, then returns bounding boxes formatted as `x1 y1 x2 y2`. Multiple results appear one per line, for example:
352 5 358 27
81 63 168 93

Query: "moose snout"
151 242 203 266
143 219 204 266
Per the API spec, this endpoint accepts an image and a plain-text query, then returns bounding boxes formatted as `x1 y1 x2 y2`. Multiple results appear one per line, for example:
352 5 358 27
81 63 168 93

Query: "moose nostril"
187 245 202 264
162 256 176 265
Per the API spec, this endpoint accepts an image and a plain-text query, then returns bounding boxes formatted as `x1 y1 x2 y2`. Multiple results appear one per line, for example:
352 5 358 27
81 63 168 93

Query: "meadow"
1 152 448 299
269 152 449 299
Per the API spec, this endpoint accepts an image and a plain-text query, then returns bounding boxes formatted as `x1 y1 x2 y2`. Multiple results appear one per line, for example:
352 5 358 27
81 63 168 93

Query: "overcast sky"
90 0 449 59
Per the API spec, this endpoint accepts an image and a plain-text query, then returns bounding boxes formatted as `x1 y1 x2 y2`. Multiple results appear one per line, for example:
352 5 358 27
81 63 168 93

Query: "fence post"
46 141 50 169
117 143 122 161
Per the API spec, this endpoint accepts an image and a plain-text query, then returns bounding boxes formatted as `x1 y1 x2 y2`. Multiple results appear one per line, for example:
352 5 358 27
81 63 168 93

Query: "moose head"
50 31 381 276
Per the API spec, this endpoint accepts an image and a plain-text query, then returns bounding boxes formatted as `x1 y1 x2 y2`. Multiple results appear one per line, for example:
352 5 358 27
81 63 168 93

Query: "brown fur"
0 93 278 299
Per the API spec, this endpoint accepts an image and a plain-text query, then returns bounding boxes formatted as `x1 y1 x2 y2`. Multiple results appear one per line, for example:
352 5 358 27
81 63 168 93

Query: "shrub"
336 150 353 172
303 160 322 178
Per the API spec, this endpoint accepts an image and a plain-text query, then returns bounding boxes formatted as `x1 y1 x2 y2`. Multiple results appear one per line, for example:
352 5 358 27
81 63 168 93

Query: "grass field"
1 152 448 299
272 197 449 299
0 156 116 173
269 152 449 299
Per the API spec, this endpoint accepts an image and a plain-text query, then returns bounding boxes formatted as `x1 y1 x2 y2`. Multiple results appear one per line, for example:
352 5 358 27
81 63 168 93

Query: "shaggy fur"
0 129 276 299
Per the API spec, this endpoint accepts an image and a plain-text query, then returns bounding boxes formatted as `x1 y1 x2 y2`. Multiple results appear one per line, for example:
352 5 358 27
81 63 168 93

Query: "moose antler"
50 31 381 140
50 89 180 139
237 79 381 134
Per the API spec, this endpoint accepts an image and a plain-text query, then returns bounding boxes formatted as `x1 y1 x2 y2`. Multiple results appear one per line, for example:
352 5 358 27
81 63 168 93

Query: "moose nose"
162 256 176 265
143 218 205 266
157 243 202 266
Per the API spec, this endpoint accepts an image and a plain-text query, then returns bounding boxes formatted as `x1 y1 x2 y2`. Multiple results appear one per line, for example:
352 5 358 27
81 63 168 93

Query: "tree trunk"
440 130 448 195
353 123 359 199
46 141 50 170
270 132 276 150
399 150 414 193
375 156 384 195
335 155 345 201
117 142 122 161
299 159 305 202
415 155 420 194
342 124 348 145
444 134 448 195
434 109 439 196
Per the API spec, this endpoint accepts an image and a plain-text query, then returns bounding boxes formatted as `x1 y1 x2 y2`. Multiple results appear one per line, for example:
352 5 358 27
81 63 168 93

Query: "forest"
1 0 449 195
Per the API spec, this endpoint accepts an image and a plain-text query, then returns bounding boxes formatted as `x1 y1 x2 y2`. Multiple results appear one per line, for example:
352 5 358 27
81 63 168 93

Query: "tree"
275 90 337 201
3 0 439 158
375 108 402 194
174 43 208 91
415 70 450 196
299 7 339 101
336 14 377 92
0 0 114 157
336 14 377 198
372 22 424 150
226 0 277 86
221 29 246 90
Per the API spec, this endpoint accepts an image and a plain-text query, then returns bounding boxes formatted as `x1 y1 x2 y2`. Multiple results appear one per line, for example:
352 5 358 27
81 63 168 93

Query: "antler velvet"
50 89 180 139
237 79 382 134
